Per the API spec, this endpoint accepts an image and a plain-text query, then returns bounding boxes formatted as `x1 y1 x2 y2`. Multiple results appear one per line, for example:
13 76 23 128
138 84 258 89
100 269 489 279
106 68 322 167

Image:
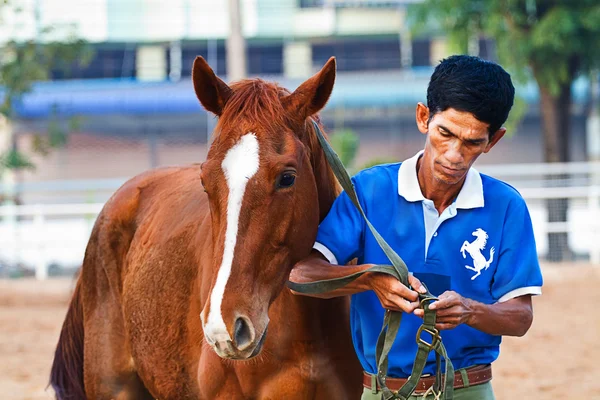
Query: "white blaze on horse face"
203 133 260 343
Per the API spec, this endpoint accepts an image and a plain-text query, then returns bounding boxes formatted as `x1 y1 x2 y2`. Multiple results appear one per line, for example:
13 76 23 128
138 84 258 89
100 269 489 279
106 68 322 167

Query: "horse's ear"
282 57 336 120
192 56 233 116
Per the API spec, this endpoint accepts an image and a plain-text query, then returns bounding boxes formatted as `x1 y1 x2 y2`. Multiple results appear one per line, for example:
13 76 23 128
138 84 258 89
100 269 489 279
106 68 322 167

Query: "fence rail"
2 161 600 279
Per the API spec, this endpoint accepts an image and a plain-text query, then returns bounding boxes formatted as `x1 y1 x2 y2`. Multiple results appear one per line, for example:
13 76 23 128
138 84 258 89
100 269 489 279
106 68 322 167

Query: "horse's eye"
277 172 296 189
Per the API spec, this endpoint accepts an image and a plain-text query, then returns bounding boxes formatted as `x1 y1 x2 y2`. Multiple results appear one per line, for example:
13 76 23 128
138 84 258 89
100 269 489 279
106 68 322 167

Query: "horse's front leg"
470 270 482 280
460 242 468 258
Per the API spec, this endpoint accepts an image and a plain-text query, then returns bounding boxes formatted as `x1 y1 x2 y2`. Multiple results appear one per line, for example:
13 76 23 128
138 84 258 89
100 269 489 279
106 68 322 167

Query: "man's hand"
368 272 427 313
414 290 473 330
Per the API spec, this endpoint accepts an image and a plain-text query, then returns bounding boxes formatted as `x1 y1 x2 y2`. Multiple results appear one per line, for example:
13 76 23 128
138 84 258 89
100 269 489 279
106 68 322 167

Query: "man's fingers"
384 295 419 313
391 281 419 302
429 294 457 310
435 322 456 331
432 306 462 318
435 315 460 324
408 274 427 294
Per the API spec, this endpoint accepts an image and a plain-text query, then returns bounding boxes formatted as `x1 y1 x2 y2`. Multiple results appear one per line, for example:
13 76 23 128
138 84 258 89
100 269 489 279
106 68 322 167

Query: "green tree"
330 128 360 172
0 1 92 183
411 0 600 261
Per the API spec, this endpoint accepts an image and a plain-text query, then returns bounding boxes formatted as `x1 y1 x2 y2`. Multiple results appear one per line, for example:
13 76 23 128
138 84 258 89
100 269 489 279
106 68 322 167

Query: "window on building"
478 38 497 61
248 43 283 75
180 42 227 77
411 38 431 67
299 0 325 7
50 45 137 80
312 38 401 72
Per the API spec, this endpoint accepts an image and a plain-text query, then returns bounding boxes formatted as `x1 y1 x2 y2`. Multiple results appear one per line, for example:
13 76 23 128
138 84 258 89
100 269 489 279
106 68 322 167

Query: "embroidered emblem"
460 228 495 280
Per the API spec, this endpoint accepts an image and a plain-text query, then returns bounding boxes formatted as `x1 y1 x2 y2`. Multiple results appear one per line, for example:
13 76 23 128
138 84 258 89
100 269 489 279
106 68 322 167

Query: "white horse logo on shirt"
460 228 495 280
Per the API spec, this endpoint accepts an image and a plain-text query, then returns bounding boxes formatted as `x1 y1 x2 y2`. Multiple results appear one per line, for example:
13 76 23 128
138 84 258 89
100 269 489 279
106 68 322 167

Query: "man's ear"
416 103 430 134
192 56 233 116
281 57 336 120
484 128 506 153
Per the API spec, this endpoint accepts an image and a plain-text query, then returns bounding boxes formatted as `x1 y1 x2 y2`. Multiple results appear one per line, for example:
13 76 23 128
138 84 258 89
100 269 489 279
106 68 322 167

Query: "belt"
362 364 492 394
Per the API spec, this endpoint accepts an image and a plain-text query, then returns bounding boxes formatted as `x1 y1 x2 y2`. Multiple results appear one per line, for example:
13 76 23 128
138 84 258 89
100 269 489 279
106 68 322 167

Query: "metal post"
34 205 47 280
169 40 182 82
588 73 600 265
207 37 218 144
227 0 247 82
0 116 19 270
590 186 600 265
148 133 159 169
587 73 600 162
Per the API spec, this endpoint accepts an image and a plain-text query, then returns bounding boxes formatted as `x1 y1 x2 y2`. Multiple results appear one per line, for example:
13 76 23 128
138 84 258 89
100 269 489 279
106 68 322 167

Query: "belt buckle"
416 325 440 350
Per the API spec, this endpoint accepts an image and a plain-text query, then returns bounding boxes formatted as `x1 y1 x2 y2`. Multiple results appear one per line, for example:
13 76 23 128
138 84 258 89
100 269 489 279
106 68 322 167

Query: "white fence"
1 161 600 279
478 161 600 264
0 203 103 279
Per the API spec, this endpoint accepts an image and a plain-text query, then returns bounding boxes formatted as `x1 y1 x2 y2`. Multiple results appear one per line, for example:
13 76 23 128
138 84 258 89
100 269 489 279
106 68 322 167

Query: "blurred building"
0 0 594 187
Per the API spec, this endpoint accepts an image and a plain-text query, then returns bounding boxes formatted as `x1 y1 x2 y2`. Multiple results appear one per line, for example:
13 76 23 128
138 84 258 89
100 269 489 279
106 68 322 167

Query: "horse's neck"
315 156 339 222
472 236 485 250
305 123 339 222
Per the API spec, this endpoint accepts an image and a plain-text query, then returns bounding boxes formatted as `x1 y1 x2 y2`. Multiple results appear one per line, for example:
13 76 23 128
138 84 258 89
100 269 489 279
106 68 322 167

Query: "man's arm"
413 291 533 337
290 250 427 313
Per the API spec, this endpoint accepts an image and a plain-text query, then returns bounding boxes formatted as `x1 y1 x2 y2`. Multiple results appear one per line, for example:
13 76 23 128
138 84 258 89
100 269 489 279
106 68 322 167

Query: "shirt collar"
397 150 484 209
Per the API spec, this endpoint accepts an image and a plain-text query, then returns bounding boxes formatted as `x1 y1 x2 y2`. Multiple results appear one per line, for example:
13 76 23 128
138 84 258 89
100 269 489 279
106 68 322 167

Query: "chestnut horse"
50 57 363 399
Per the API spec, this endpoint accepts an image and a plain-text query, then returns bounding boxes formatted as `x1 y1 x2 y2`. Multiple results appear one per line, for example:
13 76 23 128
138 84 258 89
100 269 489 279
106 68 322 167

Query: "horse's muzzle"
211 325 268 360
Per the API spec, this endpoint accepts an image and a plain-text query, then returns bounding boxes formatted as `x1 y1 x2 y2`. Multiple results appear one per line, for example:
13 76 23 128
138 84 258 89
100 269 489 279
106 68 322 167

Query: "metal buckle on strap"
421 385 442 399
419 296 438 308
416 325 441 350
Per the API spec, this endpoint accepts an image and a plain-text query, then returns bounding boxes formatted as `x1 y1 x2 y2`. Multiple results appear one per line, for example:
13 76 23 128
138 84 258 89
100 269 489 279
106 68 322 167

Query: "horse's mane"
474 228 488 249
214 78 341 203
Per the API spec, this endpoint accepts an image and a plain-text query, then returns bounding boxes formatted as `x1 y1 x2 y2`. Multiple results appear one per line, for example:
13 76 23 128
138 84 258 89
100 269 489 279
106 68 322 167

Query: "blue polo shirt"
313 151 543 378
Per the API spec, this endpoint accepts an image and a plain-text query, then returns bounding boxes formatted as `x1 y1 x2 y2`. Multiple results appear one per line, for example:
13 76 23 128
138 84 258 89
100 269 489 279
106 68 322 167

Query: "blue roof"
8 69 592 119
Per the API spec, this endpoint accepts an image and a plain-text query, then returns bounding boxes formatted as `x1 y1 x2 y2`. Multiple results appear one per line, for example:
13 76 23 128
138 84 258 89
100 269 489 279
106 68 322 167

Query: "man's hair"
427 55 515 136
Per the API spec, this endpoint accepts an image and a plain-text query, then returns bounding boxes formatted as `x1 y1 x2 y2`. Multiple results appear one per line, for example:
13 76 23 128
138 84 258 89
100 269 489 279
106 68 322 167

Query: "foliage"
503 94 528 136
330 128 359 169
359 157 400 171
410 0 600 93
0 1 93 173
0 148 34 174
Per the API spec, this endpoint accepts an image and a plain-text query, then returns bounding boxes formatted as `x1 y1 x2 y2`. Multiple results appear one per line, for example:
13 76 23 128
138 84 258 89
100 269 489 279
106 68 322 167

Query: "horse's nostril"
233 317 254 350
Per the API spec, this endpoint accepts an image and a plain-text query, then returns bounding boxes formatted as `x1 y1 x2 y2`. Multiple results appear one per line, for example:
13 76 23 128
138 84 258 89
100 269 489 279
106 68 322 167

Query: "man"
290 55 543 400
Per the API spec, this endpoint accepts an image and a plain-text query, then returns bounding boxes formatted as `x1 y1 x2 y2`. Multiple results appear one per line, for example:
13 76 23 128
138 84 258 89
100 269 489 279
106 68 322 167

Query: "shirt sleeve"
491 196 543 302
313 177 366 265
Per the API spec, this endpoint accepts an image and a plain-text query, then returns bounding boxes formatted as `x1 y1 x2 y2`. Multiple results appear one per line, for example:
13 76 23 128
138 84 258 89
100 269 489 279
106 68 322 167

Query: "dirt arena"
1 263 599 400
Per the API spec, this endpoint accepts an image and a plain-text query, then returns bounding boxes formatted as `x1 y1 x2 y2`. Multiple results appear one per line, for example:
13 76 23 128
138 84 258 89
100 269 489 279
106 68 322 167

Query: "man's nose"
445 140 464 164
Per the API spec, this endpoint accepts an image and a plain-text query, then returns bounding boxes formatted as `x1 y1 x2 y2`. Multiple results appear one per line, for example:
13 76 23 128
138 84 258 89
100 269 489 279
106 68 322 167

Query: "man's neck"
416 156 466 214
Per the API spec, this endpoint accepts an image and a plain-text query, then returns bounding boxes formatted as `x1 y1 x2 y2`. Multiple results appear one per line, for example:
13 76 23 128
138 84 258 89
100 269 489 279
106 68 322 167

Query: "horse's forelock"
216 79 291 138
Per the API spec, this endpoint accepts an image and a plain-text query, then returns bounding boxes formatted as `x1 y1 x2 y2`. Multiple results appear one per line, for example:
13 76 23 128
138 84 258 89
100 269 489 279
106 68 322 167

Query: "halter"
287 120 455 400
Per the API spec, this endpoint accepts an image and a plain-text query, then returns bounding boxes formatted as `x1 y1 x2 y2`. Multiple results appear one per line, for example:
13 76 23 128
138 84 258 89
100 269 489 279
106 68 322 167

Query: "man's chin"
434 173 462 185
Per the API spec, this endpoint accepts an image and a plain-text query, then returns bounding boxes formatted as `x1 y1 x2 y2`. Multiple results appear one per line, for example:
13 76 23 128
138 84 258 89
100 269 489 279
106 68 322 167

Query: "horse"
460 228 495 280
49 56 363 399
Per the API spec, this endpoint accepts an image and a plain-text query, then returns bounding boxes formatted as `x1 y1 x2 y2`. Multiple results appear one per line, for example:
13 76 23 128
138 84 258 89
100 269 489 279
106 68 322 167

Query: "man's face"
416 104 505 185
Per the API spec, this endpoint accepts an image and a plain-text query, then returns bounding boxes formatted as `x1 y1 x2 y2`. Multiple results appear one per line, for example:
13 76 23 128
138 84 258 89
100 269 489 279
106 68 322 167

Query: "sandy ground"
1 264 599 400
